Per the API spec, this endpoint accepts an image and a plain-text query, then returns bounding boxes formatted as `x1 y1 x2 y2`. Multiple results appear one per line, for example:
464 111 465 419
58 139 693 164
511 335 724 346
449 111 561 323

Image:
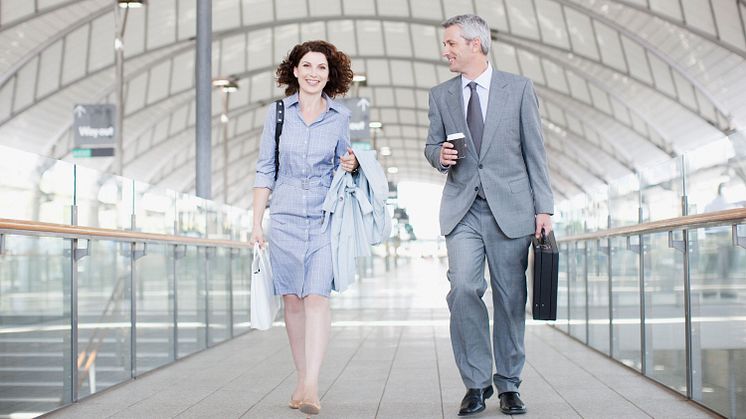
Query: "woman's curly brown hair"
275 40 354 98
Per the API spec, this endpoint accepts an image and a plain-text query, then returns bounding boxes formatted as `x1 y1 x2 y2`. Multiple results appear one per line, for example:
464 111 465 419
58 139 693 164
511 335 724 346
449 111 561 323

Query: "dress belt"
276 176 331 190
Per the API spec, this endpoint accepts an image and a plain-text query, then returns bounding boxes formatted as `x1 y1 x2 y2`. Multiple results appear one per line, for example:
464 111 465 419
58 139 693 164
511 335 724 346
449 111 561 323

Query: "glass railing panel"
569 241 587 342
134 243 174 375
689 226 745 418
176 246 206 357
610 236 641 370
208 247 230 345
176 194 205 238
609 173 640 228
640 157 684 222
74 167 133 230
133 182 176 235
556 242 570 332
232 248 251 336
587 238 610 355
76 240 131 398
0 145 74 224
685 137 745 215
585 186 609 233
643 232 686 394
0 235 71 416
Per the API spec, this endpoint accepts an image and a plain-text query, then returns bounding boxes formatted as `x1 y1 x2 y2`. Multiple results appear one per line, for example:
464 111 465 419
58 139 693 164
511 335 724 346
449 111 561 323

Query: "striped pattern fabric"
254 93 351 297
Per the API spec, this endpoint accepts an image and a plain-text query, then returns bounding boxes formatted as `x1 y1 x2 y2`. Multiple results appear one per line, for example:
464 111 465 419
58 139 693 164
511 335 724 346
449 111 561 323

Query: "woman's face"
293 51 329 96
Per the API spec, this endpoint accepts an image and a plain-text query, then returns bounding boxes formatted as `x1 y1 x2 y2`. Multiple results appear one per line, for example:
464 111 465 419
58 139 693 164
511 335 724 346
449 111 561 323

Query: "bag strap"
274 99 284 181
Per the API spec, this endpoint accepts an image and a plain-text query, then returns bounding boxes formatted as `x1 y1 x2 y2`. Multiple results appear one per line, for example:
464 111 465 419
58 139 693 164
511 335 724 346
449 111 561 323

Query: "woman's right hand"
251 226 266 248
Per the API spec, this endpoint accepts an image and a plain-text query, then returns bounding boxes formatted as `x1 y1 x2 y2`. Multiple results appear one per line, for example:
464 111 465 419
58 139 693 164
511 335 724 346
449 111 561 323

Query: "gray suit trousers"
445 197 531 394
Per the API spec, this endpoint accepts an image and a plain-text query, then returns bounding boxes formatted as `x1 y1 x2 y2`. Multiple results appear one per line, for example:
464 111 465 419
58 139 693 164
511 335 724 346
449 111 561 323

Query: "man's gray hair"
442 14 491 55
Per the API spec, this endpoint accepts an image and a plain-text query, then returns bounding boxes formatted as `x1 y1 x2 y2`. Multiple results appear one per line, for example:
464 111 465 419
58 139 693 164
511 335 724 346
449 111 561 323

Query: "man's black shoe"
499 391 526 415
458 385 494 416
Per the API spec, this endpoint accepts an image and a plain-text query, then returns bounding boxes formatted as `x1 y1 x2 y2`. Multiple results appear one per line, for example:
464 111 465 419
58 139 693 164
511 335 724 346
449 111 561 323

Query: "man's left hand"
535 213 552 239
340 147 359 173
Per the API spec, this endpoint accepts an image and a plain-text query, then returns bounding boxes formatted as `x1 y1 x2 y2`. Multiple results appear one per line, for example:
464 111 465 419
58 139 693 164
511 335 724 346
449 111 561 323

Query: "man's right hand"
251 227 265 248
440 141 458 166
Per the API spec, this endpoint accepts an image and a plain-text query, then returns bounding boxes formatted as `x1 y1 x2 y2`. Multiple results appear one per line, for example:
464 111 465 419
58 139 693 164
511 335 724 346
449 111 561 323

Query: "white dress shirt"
461 62 492 121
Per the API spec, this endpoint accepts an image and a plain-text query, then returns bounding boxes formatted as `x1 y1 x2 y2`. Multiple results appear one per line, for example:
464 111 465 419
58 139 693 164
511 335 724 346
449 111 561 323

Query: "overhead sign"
73 104 116 147
340 97 370 140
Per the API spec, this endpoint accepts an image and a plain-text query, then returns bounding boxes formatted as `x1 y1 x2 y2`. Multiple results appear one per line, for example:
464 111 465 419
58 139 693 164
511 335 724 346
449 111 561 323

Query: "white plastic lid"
447 132 465 141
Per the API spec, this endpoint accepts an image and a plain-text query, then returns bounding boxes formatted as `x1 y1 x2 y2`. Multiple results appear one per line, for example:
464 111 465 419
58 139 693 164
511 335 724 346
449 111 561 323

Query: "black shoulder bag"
274 99 284 181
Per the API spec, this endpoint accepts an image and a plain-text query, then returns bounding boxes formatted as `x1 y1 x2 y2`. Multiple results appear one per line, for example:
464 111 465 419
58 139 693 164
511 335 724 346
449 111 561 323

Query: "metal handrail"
0 218 252 248
557 208 746 242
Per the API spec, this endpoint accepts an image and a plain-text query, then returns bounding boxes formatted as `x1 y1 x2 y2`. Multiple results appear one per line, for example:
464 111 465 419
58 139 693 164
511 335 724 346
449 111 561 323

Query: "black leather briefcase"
531 230 559 320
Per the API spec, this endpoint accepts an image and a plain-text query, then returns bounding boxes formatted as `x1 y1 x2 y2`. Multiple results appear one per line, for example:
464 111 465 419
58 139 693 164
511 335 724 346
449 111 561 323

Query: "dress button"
478 164 483 169
474 187 479 191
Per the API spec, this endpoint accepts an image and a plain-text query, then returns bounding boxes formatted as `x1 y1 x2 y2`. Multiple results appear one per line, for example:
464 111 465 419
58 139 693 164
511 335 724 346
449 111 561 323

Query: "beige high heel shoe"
288 399 302 409
299 399 321 416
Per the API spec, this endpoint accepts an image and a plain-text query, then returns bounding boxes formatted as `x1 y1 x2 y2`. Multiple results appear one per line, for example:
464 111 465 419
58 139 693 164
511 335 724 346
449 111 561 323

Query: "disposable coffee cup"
447 132 467 159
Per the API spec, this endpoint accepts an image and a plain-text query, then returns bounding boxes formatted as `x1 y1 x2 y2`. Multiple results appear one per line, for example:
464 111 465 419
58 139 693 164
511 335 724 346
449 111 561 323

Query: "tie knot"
468 81 478 91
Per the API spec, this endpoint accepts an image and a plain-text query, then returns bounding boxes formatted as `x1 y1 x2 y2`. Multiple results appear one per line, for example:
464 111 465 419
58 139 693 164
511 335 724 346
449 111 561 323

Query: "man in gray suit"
424 14 554 416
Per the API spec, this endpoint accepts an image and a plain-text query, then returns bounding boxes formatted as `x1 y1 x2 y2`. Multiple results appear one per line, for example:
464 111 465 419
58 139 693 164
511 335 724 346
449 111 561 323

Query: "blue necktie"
467 81 484 155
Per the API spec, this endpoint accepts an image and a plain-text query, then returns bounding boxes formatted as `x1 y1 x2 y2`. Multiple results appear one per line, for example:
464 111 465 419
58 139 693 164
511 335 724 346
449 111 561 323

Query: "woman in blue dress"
251 40 357 417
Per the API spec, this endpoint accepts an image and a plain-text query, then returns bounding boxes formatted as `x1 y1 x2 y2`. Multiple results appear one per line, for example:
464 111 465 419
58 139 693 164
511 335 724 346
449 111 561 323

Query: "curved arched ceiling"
0 0 744 208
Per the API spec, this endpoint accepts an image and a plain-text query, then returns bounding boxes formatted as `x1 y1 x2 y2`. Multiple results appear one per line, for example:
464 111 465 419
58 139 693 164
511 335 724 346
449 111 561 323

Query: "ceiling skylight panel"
219 34 246 76
356 20 384 55
61 25 88 85
123 8 146 57
328 20 357 55
477 0 509 32
125 73 148 114
712 1 746 50
412 24 439 60
367 60 391 85
247 29 272 71
588 84 612 115
395 87 415 107
620 36 652 84
147 0 177 49
647 54 676 97
301 21 326 40
442 0 474 19
276 0 308 19
89 14 115 72
410 0 443 21
342 0 375 15
505 0 540 40
36 41 62 98
12 57 36 112
274 24 300 62
594 22 627 73
376 0 408 16
170 51 194 92
680 0 716 37
413 63 437 88
373 87 395 107
382 21 411 57
309 0 341 17
146 60 171 105
213 0 241 31
516 51 545 85
0 0 34 26
390 61 414 86
611 100 631 126
535 0 569 49
492 43 520 76
250 72 271 102
564 7 599 60
541 59 569 94
177 1 196 40
241 0 273 25
565 72 591 105
649 0 682 20
671 71 698 111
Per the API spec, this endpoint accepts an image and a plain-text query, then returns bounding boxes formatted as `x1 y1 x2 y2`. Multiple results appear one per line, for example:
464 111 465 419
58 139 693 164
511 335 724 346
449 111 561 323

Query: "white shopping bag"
250 243 279 330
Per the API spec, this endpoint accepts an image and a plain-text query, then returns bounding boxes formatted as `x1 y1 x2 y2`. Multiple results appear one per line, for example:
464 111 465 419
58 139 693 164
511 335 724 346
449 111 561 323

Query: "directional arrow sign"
339 97 370 141
73 104 116 147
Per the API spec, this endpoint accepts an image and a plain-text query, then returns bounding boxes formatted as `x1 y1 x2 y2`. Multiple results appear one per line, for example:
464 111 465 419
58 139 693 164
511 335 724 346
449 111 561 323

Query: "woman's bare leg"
302 294 331 403
283 295 306 401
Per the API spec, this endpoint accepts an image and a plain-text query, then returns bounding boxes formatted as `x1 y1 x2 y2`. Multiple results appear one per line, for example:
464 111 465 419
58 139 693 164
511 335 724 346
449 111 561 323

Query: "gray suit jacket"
424 69 554 238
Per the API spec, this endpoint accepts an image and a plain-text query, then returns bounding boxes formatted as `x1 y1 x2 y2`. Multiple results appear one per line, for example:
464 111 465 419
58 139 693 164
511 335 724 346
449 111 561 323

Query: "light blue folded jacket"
322 150 392 292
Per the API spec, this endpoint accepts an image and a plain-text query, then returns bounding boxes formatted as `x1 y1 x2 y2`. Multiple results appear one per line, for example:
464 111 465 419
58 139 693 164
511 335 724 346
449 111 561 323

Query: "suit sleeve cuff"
253 173 275 190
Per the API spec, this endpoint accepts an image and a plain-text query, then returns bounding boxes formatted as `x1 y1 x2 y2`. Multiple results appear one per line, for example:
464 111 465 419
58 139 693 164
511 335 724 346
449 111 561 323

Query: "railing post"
638 206 647 375
584 240 589 345
228 248 236 339
173 245 186 360
607 216 614 359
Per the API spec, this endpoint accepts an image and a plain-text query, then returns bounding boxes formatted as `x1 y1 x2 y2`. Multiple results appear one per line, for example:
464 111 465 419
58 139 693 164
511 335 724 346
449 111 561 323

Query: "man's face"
442 25 478 74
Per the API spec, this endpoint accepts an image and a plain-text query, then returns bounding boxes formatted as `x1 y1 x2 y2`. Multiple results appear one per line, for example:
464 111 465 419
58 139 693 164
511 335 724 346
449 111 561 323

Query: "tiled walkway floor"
48 258 716 418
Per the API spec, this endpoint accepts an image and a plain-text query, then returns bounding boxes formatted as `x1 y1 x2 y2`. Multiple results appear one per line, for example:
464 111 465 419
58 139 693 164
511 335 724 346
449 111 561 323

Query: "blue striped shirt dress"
253 93 351 298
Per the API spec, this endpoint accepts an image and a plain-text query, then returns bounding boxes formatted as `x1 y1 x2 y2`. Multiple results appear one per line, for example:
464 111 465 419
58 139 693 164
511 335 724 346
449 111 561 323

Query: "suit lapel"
446 77 479 160
479 70 509 159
